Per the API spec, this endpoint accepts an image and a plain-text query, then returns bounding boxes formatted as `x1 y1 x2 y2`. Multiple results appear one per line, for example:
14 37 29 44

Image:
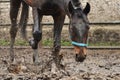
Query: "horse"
10 0 90 68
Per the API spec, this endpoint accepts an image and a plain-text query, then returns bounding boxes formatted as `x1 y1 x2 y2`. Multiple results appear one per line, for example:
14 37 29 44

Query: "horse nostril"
84 54 87 57
75 54 86 62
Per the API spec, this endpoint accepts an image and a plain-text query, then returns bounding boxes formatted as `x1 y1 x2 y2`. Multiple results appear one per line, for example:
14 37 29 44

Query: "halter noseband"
70 36 88 47
70 35 88 47
71 41 88 47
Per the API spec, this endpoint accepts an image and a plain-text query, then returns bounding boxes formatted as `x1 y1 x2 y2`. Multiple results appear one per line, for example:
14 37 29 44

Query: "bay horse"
10 0 90 68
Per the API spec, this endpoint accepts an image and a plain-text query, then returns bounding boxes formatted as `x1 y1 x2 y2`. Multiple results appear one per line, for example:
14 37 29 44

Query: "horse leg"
29 8 42 64
9 0 21 62
52 14 65 69
19 1 29 40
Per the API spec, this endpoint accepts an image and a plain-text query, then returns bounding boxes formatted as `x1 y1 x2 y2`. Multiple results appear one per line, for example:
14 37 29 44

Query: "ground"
0 47 120 80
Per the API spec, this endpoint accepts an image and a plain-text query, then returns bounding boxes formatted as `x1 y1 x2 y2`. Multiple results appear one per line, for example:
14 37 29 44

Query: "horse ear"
68 1 75 14
83 3 90 15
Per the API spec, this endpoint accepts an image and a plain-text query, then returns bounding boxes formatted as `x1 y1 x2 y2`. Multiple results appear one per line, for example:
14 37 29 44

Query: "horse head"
68 1 90 62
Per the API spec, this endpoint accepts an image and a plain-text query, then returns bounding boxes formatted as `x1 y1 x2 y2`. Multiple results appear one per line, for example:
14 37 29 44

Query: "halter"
70 36 88 47
72 41 88 47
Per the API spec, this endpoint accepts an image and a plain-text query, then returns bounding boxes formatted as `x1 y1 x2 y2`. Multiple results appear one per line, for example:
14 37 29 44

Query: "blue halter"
69 33 88 47
71 41 88 47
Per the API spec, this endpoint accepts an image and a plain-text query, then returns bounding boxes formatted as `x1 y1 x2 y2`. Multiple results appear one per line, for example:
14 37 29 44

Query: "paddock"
0 0 120 80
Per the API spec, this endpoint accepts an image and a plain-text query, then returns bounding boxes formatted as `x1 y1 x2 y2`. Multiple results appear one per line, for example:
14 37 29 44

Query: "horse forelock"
71 0 81 7
72 0 80 3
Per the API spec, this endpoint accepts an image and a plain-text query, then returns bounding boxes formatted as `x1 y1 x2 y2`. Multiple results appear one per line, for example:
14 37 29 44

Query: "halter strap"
72 41 88 47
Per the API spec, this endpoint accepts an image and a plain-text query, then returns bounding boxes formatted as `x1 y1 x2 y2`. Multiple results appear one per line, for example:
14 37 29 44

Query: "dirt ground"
0 47 120 80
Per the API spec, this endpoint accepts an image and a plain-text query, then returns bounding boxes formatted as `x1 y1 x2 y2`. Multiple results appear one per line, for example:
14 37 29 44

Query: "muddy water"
0 48 120 80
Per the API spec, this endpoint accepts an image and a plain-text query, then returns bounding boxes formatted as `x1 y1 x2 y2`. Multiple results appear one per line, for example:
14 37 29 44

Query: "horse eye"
86 24 90 29
77 14 82 18
87 26 90 29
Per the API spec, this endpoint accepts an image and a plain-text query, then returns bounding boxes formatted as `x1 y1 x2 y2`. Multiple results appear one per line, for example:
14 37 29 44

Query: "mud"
0 48 120 80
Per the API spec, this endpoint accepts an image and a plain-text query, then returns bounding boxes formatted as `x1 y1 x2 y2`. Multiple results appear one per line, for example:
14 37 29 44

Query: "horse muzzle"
74 46 87 62
75 53 86 62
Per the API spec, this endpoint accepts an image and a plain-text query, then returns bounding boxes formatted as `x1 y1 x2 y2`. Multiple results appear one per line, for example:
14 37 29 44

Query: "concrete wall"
82 0 120 22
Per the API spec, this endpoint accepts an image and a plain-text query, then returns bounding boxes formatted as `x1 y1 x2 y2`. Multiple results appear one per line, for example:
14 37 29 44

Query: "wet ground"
0 47 120 80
